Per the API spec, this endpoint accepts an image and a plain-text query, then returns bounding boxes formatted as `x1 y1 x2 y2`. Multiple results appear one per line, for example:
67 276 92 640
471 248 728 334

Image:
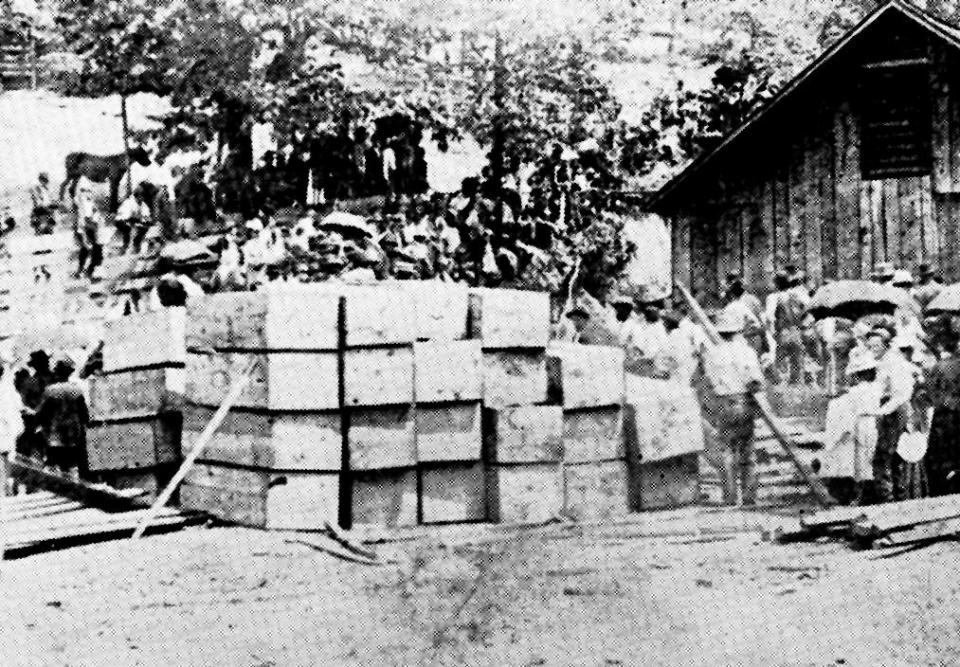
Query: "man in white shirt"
866 326 916 502
115 188 151 254
621 297 668 377
701 312 765 505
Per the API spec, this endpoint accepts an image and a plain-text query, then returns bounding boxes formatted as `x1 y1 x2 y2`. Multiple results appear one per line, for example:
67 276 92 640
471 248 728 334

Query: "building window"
859 64 931 179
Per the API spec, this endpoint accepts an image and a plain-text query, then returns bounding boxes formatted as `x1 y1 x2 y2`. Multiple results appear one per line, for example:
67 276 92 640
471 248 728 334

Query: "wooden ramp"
2 487 204 560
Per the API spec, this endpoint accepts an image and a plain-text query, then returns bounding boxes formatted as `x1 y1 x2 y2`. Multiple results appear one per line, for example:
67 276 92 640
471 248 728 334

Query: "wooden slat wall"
671 213 692 291
834 101 862 279
662 38 960 297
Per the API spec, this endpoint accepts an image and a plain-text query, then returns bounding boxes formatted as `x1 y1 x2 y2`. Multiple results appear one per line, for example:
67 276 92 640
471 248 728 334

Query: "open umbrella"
924 284 960 314
808 280 914 321
318 211 374 238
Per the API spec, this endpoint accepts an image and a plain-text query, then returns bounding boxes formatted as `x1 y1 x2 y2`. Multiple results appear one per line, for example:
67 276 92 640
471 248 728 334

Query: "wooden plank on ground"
9 456 148 509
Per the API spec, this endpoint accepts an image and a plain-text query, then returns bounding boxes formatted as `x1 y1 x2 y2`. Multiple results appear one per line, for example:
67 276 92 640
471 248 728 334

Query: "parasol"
807 280 914 321
318 211 374 238
925 284 960 314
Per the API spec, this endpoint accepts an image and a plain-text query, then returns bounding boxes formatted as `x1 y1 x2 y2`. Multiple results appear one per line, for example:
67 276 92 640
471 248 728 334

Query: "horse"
60 146 152 213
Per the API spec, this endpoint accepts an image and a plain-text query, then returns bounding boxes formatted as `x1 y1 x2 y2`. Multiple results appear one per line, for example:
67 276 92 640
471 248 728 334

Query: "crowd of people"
559 259 959 508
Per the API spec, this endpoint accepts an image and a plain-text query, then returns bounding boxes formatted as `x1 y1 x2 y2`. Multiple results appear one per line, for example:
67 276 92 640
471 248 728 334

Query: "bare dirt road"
2 511 959 667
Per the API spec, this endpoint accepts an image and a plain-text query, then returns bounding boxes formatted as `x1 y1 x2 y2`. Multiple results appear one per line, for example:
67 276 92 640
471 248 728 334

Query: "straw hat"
891 269 914 287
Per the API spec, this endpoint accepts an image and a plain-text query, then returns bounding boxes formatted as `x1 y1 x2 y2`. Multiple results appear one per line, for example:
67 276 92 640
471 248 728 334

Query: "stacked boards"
86 307 187 499
176 283 637 530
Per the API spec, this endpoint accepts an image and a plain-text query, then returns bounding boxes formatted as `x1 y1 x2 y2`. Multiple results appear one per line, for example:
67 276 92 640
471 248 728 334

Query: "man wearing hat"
766 269 808 384
609 294 635 342
701 311 765 505
865 325 917 502
35 357 89 477
621 294 668 377
722 273 764 353
913 263 943 310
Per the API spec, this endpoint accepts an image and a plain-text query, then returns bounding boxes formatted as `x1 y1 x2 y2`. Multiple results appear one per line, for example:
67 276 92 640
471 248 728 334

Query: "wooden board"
834 100 862 279
89 367 186 421
415 402 482 463
486 463 562 524
185 351 339 411
413 340 482 403
347 406 416 470
483 406 563 464
562 460 629 521
407 282 469 341
86 417 181 472
343 346 414 407
630 453 700 511
349 468 418 528
468 288 550 348
102 307 186 372
185 287 341 351
623 375 705 462
419 463 487 524
343 285 417 346
671 213 692 291
182 407 341 471
546 344 625 409
562 407 624 464
481 350 548 408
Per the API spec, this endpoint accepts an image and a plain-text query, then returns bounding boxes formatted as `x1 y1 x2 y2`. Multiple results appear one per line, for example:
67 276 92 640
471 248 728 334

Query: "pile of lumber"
174 284 641 530
774 493 960 548
85 307 186 500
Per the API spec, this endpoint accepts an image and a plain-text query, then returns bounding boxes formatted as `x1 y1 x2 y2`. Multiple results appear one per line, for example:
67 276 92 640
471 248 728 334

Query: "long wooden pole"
131 358 256 540
674 282 835 507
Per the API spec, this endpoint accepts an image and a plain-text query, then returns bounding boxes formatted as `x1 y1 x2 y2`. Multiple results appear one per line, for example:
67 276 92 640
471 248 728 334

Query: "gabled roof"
649 0 960 210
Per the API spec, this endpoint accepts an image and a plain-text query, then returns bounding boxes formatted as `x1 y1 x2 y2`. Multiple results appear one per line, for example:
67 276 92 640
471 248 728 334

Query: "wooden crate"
629 453 701 511
483 406 563 464
481 350 548 408
89 367 185 421
420 463 486 524
468 288 550 348
413 340 482 403
343 346 414 407
182 407 341 471
562 407 625 463
408 282 469 341
347 406 416 470
102 307 186 372
547 344 625 408
343 285 417 347
562 460 629 521
486 463 562 524
86 416 181 472
180 464 339 529
186 351 339 411
415 402 482 463
350 468 418 528
186 287 341 351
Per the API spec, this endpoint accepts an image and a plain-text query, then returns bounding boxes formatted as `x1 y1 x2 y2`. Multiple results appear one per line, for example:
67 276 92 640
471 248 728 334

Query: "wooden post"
1 451 9 560
674 281 835 507
121 93 133 198
131 358 256 540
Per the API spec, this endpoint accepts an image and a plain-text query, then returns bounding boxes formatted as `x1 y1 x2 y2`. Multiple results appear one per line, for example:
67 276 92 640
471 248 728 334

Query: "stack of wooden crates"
160 282 636 529
86 308 186 499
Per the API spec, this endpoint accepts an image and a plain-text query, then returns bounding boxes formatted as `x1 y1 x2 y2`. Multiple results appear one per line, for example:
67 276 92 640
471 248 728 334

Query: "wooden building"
650 0 960 305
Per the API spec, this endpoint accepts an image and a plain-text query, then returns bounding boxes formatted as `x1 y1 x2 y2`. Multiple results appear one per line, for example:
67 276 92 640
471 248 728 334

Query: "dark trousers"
874 408 909 502
776 327 804 384
77 241 103 278
713 394 758 506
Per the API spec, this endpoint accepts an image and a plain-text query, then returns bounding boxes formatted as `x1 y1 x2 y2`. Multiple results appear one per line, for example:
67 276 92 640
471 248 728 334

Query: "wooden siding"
667 37 960 302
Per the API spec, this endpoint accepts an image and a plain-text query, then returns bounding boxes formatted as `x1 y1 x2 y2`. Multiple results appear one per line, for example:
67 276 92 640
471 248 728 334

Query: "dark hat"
918 262 936 277
565 305 590 319
610 294 633 309
29 350 50 365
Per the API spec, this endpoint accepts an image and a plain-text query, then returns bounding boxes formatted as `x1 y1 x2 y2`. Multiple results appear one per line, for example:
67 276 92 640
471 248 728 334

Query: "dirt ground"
2 509 959 667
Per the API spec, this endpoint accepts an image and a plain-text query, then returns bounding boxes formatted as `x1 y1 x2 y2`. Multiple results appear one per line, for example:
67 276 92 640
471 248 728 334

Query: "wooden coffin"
86 416 181 472
562 407 625 463
483 406 563 464
562 460 629 521
349 468 418 528
486 463 562 524
546 343 625 408
413 340 482 403
346 405 416 470
481 350 548 408
89 367 185 421
420 463 487 524
468 288 550 348
414 402 482 463
102 307 186 372
343 346 414 407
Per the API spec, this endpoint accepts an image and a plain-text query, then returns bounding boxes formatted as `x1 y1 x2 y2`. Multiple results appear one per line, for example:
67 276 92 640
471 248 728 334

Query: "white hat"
714 312 743 334
245 218 265 233
891 269 914 286
892 333 919 350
